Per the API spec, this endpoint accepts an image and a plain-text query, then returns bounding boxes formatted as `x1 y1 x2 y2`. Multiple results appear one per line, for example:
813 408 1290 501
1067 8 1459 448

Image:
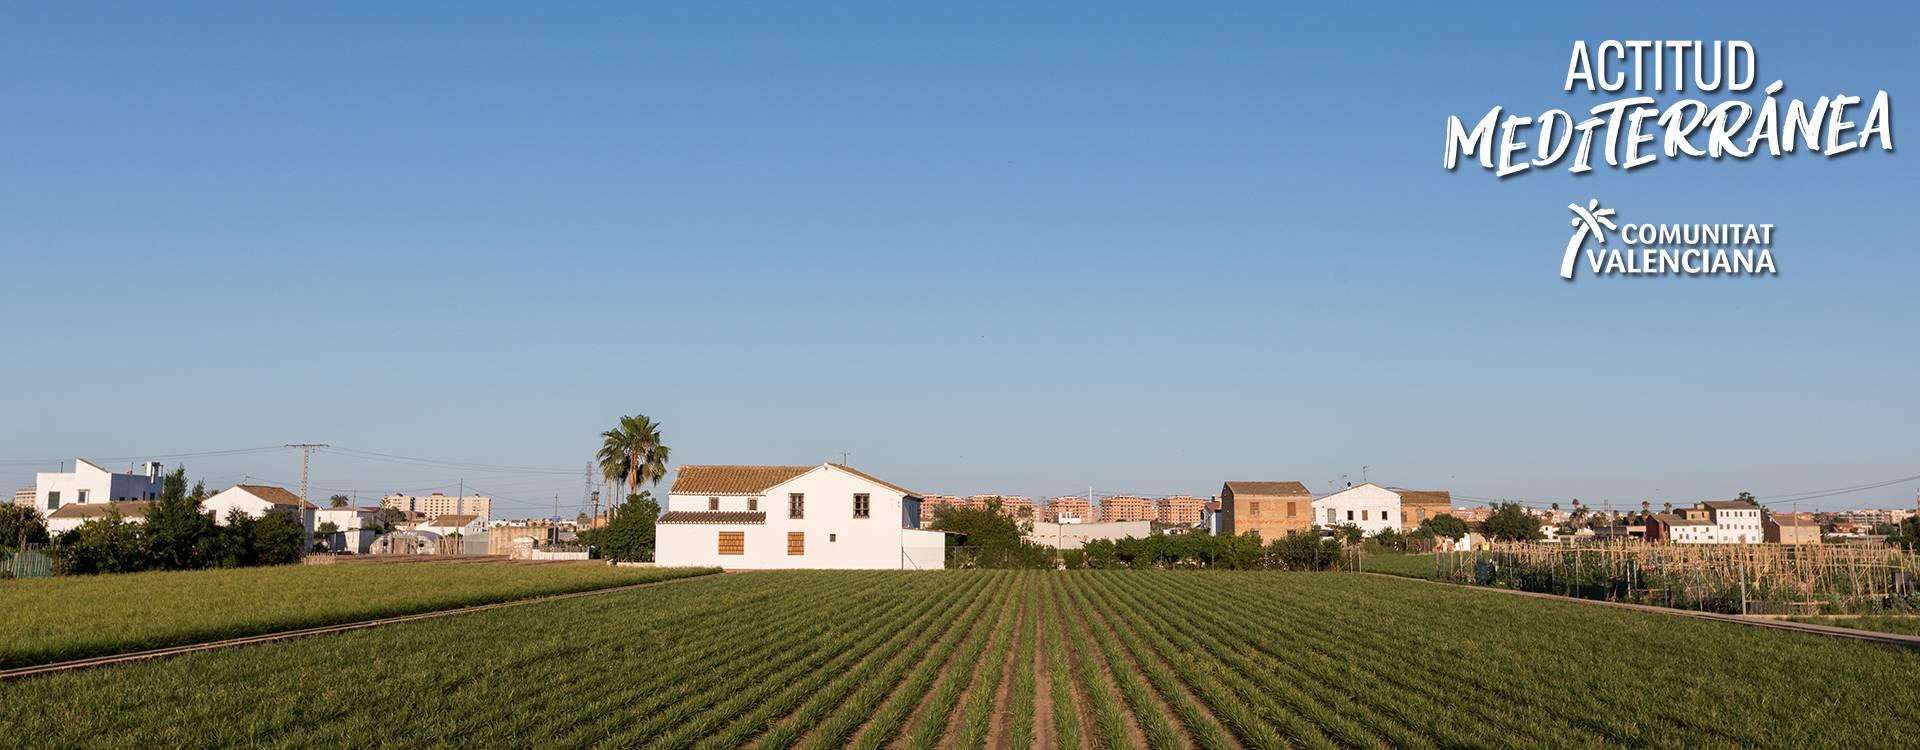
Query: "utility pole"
285 444 329 505
840 451 850 466
457 478 464 516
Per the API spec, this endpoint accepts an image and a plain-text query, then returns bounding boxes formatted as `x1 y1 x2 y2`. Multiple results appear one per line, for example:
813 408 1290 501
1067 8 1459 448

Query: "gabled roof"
428 514 478 527
828 464 920 498
1652 513 1709 526
1396 490 1453 507
233 484 316 509
48 501 155 520
1222 481 1310 496
1701 500 1761 510
671 465 816 495
669 463 922 499
658 510 768 525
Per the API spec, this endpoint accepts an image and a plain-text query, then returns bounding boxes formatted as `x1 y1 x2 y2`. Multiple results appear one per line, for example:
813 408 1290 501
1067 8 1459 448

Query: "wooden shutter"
787 531 804 556
718 531 745 555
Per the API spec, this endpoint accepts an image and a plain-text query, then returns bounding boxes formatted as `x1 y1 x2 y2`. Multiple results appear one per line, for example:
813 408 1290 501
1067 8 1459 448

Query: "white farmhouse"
33 459 165 517
654 463 946 570
1312 483 1402 536
417 514 486 538
203 485 318 549
314 506 383 554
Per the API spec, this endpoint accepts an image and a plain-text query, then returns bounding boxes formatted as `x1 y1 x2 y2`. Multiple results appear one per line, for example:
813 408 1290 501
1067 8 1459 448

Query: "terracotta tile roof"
429 514 478 527
236 484 316 509
1396 490 1453 507
670 465 815 495
829 464 920 498
1652 513 1709 526
668 463 923 498
657 510 768 525
47 501 155 520
1701 500 1761 510
1222 481 1310 496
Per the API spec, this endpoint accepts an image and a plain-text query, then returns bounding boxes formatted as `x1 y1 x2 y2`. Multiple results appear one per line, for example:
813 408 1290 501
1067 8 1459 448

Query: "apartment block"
1156 495 1210 526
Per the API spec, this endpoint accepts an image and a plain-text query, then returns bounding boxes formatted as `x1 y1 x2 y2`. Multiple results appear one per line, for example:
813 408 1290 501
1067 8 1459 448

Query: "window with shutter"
717 531 745 555
788 532 804 555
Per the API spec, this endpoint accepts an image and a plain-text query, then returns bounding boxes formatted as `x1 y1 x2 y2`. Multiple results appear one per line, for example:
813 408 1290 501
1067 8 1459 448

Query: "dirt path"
1030 579 1057 750
844 580 1004 750
984 578 1031 750
1059 579 1150 749
1073 577 1239 750
1051 585 1097 750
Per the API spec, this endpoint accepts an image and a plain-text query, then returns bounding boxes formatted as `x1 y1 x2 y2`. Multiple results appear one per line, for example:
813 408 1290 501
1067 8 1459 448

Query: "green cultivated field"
0 562 716 669
3 571 1917 749
1359 552 1439 579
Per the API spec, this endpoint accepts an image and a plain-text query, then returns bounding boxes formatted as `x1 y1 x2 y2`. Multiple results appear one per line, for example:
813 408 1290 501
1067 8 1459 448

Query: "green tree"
141 466 218 571
598 414 671 501
1483 502 1545 542
931 499 1050 568
328 494 351 508
52 508 148 575
1267 530 1345 571
0 504 49 549
1420 513 1470 541
1885 516 1920 551
598 492 661 562
251 514 306 565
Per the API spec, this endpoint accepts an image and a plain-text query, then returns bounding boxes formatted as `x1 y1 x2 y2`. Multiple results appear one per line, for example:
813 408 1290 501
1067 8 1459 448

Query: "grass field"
4 570 1917 748
0 561 716 669
1787 615 1920 636
1359 552 1438 579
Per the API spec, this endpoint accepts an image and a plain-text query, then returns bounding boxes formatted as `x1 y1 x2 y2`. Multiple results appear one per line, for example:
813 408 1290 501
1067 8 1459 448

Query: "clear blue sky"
2 3 1914 517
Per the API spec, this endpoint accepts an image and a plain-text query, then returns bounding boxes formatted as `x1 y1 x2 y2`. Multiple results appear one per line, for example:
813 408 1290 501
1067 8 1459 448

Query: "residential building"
919 494 965 526
1766 514 1821 545
1646 513 1711 543
1100 495 1157 523
1312 483 1401 536
203 485 318 550
45 500 155 534
1648 499 1764 543
1156 495 1209 526
417 514 486 538
996 496 1037 521
12 487 34 508
1218 481 1313 540
1046 496 1093 523
32 459 165 517
1026 520 1152 549
654 463 946 569
1199 501 1225 535
382 492 492 521
315 505 383 554
1395 489 1453 530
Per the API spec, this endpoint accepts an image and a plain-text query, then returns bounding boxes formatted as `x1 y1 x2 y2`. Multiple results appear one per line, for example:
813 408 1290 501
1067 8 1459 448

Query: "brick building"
1156 495 1210 526
1217 481 1313 540
1100 495 1157 523
1045 496 1093 523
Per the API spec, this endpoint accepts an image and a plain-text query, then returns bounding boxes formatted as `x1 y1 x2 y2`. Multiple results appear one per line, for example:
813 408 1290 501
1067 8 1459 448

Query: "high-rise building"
1156 495 1210 525
383 492 492 520
1100 495 1157 523
1045 496 1093 523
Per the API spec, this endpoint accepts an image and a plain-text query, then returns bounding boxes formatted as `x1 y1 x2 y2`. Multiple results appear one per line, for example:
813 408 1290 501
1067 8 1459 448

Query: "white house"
315 506 383 553
416 514 486 538
654 463 947 570
45 500 156 534
203 485 318 549
33 459 165 517
1312 483 1402 536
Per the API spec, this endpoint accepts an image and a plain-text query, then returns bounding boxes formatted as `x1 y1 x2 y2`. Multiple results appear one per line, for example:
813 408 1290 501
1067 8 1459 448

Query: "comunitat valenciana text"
1444 41 1894 177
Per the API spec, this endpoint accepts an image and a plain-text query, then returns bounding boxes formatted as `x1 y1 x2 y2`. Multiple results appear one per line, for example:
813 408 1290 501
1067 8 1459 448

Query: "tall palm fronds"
598 414 670 502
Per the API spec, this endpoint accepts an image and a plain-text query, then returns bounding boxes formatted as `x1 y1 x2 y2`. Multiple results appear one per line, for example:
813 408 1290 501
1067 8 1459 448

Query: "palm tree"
599 414 671 504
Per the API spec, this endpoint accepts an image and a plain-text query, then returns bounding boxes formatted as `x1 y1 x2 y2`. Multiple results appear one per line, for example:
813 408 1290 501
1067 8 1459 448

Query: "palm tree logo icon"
1560 199 1618 279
